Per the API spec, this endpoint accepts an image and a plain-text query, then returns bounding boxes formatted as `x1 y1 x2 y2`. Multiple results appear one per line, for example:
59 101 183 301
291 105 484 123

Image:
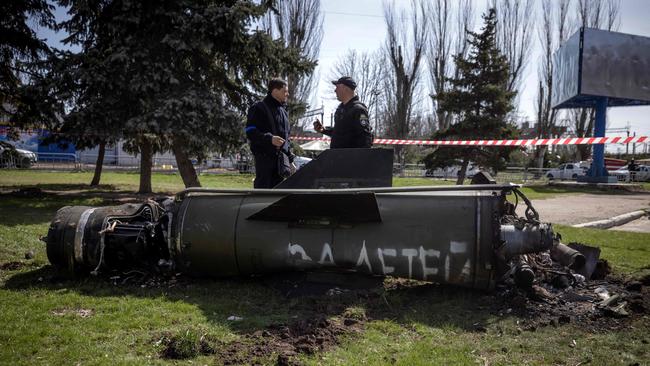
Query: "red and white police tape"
291 135 648 146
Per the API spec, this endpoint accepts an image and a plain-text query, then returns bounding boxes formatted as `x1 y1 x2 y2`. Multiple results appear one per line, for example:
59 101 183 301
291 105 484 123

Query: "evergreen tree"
0 0 58 135
422 8 518 184
57 0 314 192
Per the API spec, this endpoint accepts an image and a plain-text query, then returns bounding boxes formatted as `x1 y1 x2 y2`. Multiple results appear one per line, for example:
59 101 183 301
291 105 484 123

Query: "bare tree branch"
263 0 323 126
328 49 385 129
533 0 572 168
381 0 429 164
490 0 535 108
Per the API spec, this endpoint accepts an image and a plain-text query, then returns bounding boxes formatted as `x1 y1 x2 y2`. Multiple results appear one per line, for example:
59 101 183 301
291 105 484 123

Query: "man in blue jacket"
246 78 295 188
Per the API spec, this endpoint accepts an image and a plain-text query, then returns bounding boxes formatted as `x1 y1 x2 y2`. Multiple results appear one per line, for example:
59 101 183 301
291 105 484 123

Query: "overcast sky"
39 0 650 151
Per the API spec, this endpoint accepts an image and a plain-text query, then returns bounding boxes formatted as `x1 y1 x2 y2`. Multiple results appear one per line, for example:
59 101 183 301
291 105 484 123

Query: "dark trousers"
253 153 282 188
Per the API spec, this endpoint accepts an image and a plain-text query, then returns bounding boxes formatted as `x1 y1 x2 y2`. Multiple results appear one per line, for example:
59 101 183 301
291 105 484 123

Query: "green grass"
1 171 649 365
555 224 650 275
3 169 642 201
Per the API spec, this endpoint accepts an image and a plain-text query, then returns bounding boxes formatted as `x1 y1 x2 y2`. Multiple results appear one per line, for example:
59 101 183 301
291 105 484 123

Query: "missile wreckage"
44 149 596 290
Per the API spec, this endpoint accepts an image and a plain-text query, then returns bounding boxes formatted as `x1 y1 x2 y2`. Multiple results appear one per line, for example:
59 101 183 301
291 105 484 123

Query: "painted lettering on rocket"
356 241 372 272
288 243 312 261
377 248 396 275
419 246 440 279
401 248 418 279
446 241 469 281
286 241 472 281
318 243 336 265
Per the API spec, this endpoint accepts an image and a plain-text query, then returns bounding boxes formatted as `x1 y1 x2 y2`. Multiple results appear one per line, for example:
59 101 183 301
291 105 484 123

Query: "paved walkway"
521 193 650 231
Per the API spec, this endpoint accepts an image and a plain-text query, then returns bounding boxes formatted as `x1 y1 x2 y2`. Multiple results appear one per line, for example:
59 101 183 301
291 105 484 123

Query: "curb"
572 210 648 229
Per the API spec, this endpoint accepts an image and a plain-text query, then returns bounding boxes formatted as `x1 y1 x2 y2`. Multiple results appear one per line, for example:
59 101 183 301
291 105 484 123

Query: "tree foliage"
422 8 517 184
263 0 323 127
55 0 315 191
0 0 57 137
382 0 428 165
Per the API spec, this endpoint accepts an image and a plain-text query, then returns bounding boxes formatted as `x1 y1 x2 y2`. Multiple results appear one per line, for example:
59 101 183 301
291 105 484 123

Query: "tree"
0 0 56 135
426 0 474 132
533 0 571 169
328 49 385 131
490 0 535 107
58 0 314 193
382 0 428 165
422 8 517 185
263 0 323 127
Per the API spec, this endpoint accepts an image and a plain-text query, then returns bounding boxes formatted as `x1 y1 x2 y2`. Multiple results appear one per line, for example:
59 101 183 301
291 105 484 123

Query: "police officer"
246 78 295 188
313 76 373 149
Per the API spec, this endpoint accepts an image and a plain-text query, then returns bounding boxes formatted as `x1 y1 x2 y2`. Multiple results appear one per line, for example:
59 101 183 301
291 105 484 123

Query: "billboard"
552 28 650 109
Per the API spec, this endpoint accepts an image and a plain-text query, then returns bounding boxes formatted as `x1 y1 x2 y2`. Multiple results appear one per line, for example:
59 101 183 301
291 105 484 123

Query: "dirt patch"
0 261 27 271
213 315 363 366
155 314 363 365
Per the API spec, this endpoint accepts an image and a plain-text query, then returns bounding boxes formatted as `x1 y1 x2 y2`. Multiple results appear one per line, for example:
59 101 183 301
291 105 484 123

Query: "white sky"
315 0 650 148
38 0 650 149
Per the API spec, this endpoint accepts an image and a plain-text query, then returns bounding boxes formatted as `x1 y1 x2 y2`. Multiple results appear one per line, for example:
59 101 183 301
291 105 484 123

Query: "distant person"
313 76 373 149
245 78 295 188
628 159 639 181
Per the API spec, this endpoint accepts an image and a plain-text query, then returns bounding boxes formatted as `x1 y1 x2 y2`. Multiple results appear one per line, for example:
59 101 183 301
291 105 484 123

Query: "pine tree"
55 0 314 192
423 8 518 185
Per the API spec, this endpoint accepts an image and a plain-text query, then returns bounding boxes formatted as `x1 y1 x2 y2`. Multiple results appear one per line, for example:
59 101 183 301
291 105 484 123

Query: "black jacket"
246 94 293 161
322 96 373 149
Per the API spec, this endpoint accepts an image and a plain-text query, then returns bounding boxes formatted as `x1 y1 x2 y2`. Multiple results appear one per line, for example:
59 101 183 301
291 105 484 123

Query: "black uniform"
246 95 294 188
322 96 373 149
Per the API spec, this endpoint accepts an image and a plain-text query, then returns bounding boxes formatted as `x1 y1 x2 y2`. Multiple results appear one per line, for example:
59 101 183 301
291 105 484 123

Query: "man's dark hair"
268 78 288 93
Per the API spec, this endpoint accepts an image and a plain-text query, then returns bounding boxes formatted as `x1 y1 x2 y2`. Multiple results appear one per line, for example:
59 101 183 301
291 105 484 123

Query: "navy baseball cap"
331 76 357 90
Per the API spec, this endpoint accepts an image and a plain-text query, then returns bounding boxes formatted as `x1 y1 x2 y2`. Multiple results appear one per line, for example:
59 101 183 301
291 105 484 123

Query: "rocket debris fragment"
45 184 569 290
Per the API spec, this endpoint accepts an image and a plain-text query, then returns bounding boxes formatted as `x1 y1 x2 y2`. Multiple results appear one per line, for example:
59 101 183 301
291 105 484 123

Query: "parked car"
611 165 650 182
545 162 587 180
424 163 481 178
0 141 37 168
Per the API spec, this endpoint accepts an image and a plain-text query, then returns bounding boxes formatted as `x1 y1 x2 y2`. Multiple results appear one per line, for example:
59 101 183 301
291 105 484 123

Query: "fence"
5 153 647 184
391 164 555 183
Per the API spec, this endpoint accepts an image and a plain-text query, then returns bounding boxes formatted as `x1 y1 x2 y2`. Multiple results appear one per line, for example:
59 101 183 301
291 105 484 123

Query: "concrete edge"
572 210 649 229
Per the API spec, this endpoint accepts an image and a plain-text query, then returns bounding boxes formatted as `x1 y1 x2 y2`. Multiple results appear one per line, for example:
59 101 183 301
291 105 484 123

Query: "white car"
0 141 37 168
612 165 650 182
545 163 587 180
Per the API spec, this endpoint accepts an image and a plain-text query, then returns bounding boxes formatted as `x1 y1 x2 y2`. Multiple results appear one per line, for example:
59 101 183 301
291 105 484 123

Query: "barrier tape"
292 135 648 146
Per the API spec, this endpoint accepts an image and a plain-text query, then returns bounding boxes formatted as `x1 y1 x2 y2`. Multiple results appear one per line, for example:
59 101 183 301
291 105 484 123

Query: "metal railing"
9 153 647 183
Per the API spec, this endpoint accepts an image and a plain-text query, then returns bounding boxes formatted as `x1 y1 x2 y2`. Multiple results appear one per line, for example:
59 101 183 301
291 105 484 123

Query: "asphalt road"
520 193 650 232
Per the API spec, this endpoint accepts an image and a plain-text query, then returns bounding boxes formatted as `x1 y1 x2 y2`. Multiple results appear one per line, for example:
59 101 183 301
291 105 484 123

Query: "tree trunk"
534 145 547 169
138 139 153 194
90 141 106 186
172 138 201 188
456 156 470 185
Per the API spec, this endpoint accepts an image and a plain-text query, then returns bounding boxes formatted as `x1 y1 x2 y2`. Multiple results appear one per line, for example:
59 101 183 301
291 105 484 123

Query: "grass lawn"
1 170 649 365
1 169 638 200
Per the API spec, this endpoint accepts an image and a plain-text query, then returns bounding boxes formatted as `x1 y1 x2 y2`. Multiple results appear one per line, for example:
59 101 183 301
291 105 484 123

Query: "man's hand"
290 162 297 174
313 119 324 133
271 135 285 147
